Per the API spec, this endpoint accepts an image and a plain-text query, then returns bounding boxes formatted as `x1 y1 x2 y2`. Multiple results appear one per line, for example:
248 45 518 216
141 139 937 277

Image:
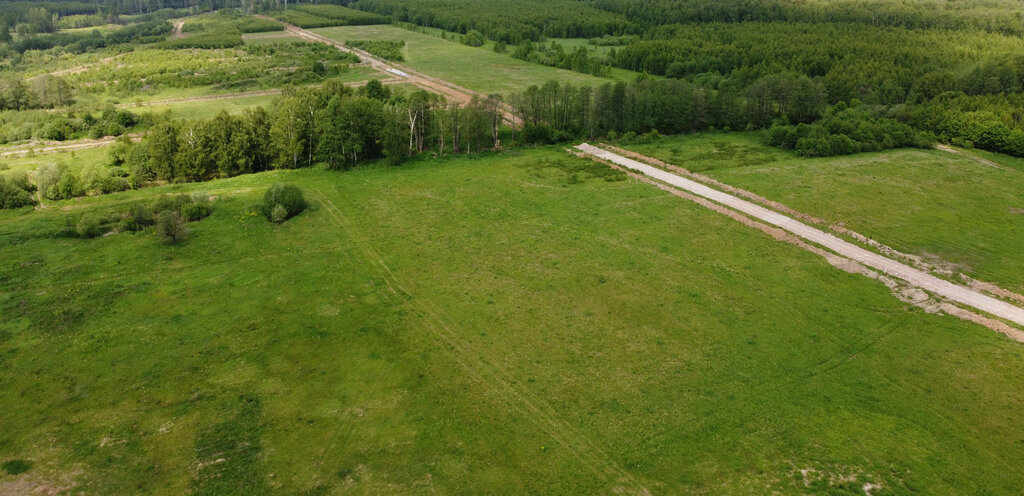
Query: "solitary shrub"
462 30 485 47
75 214 104 238
270 204 288 224
182 202 212 222
2 459 33 475
152 194 191 214
132 202 155 225
156 210 186 244
35 163 62 198
262 183 306 221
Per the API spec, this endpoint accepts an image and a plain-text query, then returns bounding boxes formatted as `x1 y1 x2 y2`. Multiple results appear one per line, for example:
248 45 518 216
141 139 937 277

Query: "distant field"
1 146 111 176
312 25 639 95
115 66 380 104
620 134 1024 293
130 94 280 120
2 148 1024 494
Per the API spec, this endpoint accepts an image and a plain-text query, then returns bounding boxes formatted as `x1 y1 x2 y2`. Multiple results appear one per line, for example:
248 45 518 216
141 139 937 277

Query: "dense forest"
326 0 1024 159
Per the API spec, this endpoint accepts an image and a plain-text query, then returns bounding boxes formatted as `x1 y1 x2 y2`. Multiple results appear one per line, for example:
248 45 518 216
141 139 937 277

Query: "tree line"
586 0 1024 37
349 0 639 44
509 74 828 142
113 80 504 186
611 22 1024 105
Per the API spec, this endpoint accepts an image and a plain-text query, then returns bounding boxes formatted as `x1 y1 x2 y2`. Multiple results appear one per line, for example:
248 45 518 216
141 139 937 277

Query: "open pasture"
2 149 1024 494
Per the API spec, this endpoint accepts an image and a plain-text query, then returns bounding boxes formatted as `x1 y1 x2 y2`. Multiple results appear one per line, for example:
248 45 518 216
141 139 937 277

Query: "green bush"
75 214 104 238
346 40 405 61
270 204 288 224
152 194 192 215
156 210 186 244
118 202 154 232
3 172 34 193
262 183 306 221
1 459 33 475
463 30 485 47
47 171 84 200
0 178 36 209
182 202 212 222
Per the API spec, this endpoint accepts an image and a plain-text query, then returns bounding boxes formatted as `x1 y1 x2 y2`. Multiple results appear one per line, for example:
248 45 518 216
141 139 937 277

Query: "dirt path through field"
0 135 142 158
575 143 1024 333
935 144 1006 170
49 54 123 77
173 21 185 39
258 16 519 124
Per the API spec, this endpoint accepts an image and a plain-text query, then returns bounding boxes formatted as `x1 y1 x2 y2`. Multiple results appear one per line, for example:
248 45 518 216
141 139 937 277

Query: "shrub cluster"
346 40 405 61
0 107 140 145
262 183 307 223
767 105 935 157
34 162 131 202
64 192 213 241
293 5 388 25
269 8 386 29
0 173 37 209
156 32 244 49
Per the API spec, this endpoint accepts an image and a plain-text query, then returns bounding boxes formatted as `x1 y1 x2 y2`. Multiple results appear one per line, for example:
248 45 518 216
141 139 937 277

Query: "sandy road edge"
597 143 1024 307
574 143 1024 340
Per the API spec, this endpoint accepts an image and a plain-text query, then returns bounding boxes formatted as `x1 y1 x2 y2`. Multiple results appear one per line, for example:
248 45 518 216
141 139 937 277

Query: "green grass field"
312 25 639 95
2 148 1024 494
0 146 111 176
618 134 1024 293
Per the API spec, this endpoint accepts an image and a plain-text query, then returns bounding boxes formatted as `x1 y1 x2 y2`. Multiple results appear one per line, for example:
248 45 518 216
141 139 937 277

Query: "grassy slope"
312 25 638 96
620 134 1024 293
2 149 1024 494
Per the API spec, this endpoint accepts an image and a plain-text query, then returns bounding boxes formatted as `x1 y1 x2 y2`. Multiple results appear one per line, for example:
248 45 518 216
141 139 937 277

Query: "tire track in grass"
310 189 652 494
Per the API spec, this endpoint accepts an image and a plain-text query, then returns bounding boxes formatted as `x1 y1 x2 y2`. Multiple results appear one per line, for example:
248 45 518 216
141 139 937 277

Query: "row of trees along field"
609 23 1024 103
507 77 937 154
510 75 1024 159
0 80 506 209
511 76 831 138
349 0 640 43
339 0 1024 39
584 0 1024 36
113 80 503 185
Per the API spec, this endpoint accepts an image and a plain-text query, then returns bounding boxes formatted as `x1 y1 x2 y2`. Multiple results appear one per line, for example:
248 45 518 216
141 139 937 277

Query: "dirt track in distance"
259 16 519 124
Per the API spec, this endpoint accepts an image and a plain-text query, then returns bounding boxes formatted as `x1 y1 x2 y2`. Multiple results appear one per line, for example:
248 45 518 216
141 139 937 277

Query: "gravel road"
576 143 1024 328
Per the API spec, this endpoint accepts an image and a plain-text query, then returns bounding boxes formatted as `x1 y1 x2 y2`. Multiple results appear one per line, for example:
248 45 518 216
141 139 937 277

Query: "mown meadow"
312 24 638 96
2 148 1024 494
